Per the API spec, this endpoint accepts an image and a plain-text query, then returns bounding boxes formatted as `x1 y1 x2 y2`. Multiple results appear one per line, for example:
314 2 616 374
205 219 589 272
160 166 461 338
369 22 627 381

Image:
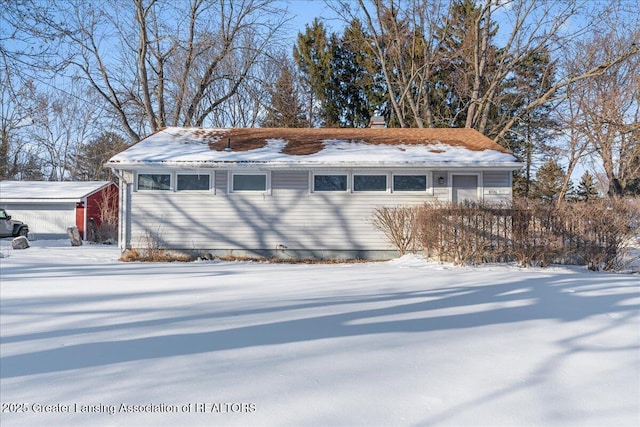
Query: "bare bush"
92 188 118 243
370 206 421 256
412 198 639 269
420 201 513 265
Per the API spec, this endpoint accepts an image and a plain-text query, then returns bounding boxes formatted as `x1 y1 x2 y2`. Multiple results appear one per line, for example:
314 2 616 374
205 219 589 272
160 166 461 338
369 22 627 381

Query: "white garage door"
0 203 76 239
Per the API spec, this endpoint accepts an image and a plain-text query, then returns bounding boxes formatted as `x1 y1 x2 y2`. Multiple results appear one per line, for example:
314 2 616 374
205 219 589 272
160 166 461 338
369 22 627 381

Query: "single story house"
0 180 118 240
105 127 522 259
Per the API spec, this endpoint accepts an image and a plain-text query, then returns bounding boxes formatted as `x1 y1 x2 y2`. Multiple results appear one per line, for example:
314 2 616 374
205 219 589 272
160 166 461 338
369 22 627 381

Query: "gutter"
105 161 524 171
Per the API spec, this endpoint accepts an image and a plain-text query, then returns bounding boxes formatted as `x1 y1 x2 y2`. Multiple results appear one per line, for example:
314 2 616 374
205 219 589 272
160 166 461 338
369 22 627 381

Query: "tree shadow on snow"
1 271 638 379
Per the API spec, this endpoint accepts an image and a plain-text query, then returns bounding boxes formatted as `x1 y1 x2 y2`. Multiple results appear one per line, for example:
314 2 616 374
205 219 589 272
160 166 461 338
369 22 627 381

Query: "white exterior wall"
119 168 514 256
483 171 512 203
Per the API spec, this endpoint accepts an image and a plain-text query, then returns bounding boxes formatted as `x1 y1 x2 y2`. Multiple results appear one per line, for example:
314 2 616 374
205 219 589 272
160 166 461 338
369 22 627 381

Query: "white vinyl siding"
215 171 227 193
127 170 435 252
123 168 513 252
483 171 512 203
272 171 309 191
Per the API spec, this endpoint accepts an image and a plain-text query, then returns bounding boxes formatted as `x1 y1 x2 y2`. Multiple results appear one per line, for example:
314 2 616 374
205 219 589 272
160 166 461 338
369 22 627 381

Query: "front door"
452 175 478 202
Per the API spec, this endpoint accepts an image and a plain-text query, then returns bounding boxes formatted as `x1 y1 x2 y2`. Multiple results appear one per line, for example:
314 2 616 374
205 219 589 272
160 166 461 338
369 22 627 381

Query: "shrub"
370 206 421 256
372 198 639 270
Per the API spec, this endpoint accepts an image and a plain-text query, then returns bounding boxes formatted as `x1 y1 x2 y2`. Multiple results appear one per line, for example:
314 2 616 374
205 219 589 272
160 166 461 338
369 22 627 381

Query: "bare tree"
27 81 103 181
4 0 289 142
0 52 43 180
562 9 640 197
335 0 640 144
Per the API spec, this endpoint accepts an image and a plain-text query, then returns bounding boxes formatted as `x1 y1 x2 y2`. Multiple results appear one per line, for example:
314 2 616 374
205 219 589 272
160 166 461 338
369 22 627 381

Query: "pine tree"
501 48 558 198
433 0 498 128
262 59 308 128
532 159 566 202
293 19 333 127
576 171 599 201
332 19 385 127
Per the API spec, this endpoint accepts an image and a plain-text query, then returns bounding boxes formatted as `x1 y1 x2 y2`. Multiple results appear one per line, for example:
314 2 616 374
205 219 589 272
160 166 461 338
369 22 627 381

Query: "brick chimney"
369 115 386 128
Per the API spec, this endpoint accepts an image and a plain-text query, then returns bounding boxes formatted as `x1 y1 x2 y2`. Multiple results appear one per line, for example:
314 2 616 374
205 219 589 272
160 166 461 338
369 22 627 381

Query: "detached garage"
0 181 118 240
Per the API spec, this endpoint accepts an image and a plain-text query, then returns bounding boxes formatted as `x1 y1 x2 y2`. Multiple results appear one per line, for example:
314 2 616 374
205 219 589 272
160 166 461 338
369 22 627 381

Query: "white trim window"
393 174 428 192
231 173 268 192
137 173 171 191
176 173 211 191
353 174 388 192
313 174 348 192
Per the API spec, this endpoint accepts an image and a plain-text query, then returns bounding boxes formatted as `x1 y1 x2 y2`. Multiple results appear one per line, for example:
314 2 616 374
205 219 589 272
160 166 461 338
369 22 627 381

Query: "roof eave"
105 160 523 170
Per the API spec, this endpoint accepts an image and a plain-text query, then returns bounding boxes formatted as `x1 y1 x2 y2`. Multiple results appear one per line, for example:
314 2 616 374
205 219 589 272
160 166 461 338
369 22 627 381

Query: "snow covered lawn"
1 241 638 427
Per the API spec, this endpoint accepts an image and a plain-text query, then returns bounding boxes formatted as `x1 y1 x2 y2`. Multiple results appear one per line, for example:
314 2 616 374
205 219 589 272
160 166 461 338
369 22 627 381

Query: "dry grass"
212 255 378 264
120 250 378 264
120 248 193 262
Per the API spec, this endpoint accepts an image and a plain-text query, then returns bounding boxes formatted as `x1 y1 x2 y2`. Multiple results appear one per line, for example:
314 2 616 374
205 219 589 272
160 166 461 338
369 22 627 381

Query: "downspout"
82 196 88 241
110 167 128 252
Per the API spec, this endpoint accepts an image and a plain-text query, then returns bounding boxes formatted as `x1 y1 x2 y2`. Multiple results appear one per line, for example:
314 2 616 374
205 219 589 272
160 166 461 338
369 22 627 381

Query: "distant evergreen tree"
332 19 386 127
433 0 498 128
262 59 308 128
293 19 334 127
565 179 578 201
294 19 385 128
532 159 566 202
73 132 129 181
576 171 599 201
14 154 45 181
623 147 639 195
501 48 558 197
512 170 532 199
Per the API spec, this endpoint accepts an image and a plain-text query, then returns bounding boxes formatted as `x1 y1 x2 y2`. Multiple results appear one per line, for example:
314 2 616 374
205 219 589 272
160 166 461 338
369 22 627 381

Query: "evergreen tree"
332 19 386 127
512 170 532 199
262 59 308 128
532 159 566 202
293 19 333 127
433 0 499 128
565 179 578 201
576 171 599 201
501 48 558 197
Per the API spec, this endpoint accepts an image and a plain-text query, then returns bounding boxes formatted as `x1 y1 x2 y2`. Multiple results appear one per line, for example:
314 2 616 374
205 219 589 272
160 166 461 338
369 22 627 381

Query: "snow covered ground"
1 240 638 427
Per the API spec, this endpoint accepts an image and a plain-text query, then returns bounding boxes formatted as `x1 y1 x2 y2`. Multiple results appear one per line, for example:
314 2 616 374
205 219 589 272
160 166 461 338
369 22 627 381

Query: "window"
138 173 170 190
314 174 347 191
354 174 387 192
177 174 210 191
394 175 427 191
232 174 267 191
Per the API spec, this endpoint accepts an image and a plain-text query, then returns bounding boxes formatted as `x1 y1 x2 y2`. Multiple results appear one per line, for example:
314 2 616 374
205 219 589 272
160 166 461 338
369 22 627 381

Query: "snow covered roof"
0 181 114 203
106 127 522 169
